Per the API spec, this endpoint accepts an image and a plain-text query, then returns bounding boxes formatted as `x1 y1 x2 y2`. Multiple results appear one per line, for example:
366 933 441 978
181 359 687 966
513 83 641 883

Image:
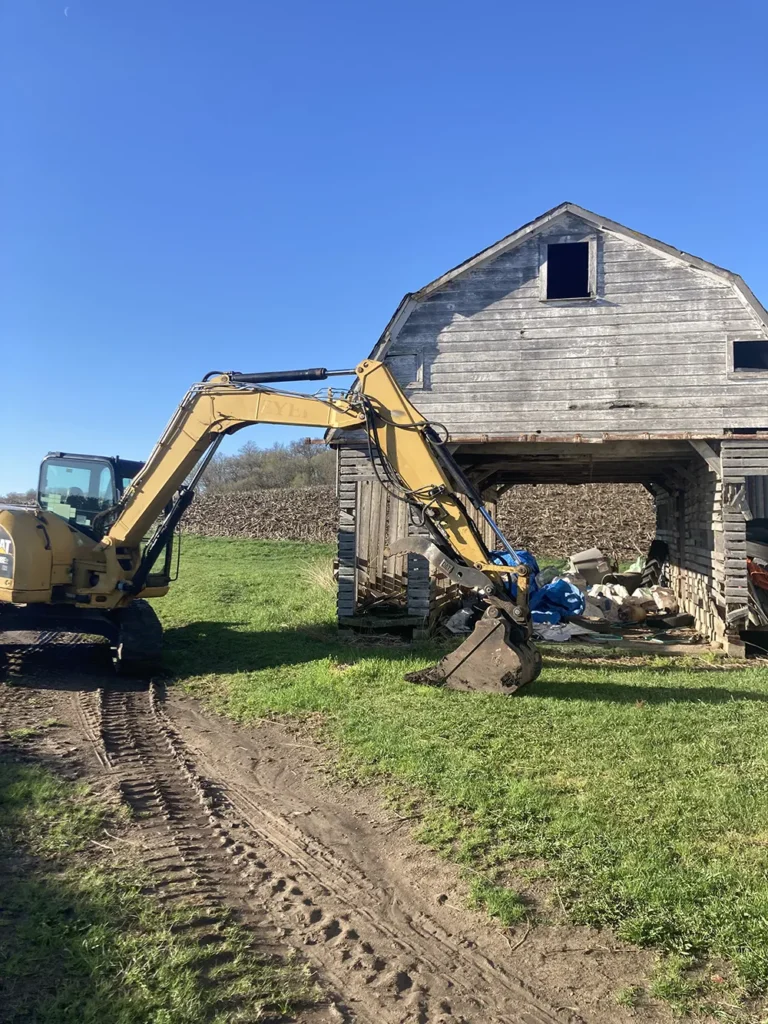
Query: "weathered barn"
333 203 768 651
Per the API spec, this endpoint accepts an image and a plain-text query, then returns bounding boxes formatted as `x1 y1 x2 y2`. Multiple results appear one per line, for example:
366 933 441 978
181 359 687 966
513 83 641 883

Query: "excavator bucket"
405 607 542 695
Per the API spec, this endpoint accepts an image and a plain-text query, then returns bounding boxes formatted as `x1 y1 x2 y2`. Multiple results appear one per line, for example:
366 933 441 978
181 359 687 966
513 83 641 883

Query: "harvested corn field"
495 484 655 561
186 484 655 559
185 487 339 542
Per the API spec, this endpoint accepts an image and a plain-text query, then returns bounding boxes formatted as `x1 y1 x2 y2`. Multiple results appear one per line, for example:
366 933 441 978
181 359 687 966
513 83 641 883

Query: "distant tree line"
0 488 36 504
201 439 335 493
2 440 335 503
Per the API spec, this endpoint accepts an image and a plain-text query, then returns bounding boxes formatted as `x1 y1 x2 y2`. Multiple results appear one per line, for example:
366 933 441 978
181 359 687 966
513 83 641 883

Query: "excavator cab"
37 453 144 537
37 452 175 591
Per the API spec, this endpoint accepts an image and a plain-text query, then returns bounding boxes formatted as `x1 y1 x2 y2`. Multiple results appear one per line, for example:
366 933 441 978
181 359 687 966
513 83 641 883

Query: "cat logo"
0 526 14 580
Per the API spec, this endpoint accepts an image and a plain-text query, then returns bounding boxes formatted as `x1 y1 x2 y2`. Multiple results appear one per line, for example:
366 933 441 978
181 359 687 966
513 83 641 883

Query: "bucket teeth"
404 608 542 695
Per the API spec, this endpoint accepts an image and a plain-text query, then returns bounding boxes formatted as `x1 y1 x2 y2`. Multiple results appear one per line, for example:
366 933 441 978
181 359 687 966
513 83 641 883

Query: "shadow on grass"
162 622 768 705
533 676 768 704
1 845 140 1023
543 652 768 677
162 620 427 676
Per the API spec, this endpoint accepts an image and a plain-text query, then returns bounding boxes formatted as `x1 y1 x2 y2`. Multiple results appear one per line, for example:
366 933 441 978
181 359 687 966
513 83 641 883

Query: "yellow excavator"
0 360 541 693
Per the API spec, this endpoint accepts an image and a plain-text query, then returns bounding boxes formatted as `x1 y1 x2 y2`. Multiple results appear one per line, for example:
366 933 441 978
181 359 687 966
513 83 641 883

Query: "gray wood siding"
336 445 432 619
336 446 362 617
386 213 768 436
656 459 725 641
337 445 502 621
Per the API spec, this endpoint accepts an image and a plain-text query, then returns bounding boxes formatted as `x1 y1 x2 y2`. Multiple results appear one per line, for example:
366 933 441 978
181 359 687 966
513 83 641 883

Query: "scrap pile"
493 543 698 647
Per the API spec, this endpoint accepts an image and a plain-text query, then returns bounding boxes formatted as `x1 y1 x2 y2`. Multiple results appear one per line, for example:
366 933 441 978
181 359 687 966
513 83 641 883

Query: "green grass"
6 726 40 741
0 747 314 1023
467 875 527 926
615 984 643 1009
158 536 768 1013
4 720 62 742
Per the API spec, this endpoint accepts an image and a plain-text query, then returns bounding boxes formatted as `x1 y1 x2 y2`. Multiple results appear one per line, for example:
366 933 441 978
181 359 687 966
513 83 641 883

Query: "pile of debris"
511 544 696 646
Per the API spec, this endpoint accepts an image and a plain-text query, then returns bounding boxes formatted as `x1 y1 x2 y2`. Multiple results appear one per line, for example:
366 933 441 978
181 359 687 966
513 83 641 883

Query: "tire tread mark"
148 686 579 1024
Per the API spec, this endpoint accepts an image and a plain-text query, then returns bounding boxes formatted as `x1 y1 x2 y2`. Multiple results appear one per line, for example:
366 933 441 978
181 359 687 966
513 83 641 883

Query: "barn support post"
336 446 360 619
721 438 768 654
654 453 727 646
406 521 430 622
336 443 418 626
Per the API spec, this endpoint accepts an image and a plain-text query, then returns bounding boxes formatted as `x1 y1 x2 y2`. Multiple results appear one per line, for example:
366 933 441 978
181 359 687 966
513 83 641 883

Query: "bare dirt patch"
0 644 672 1024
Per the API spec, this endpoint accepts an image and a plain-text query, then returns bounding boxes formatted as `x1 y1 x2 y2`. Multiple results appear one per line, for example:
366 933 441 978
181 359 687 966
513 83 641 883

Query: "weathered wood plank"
689 441 721 476
410 403 729 420
413 299 753 321
406 316 755 338
423 384 765 403
430 361 730 380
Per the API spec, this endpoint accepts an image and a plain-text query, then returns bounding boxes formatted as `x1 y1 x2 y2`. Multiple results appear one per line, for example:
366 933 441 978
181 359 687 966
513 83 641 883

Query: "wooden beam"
689 440 721 476
723 481 754 521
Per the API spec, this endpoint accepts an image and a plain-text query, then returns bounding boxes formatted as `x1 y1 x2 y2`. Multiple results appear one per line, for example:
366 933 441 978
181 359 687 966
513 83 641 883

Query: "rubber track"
98 683 579 1024
0 633 106 681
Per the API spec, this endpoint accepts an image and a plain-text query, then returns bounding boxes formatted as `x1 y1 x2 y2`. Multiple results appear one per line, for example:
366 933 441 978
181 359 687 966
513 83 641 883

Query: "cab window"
38 459 116 530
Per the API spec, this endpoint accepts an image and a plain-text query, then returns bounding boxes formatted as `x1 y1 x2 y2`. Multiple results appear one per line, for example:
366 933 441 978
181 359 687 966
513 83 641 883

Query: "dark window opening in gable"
546 242 590 299
733 340 768 371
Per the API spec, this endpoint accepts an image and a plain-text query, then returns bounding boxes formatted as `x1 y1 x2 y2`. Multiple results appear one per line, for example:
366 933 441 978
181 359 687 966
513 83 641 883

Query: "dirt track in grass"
0 641 671 1024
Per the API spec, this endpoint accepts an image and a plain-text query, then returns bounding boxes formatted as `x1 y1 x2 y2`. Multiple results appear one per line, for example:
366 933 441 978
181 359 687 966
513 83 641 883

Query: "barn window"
733 340 768 371
546 242 591 299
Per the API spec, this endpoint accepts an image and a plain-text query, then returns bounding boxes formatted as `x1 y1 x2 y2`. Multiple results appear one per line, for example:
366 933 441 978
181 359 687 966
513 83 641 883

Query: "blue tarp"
491 550 585 625
529 577 585 624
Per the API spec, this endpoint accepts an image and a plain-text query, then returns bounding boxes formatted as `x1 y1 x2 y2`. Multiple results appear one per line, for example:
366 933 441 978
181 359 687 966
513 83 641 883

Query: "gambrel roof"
368 202 768 363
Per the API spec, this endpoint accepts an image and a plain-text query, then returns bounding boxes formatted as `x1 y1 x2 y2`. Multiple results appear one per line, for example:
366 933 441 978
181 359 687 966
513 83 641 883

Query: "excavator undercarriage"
0 599 163 675
0 360 542 693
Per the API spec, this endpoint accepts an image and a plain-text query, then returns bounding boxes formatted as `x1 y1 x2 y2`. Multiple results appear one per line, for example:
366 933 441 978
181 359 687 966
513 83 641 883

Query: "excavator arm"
109 363 512 581
110 361 505 572
104 358 540 693
106 380 364 548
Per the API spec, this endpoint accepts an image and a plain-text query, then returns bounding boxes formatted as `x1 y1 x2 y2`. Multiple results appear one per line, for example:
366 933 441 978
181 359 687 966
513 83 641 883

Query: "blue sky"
2 0 767 492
